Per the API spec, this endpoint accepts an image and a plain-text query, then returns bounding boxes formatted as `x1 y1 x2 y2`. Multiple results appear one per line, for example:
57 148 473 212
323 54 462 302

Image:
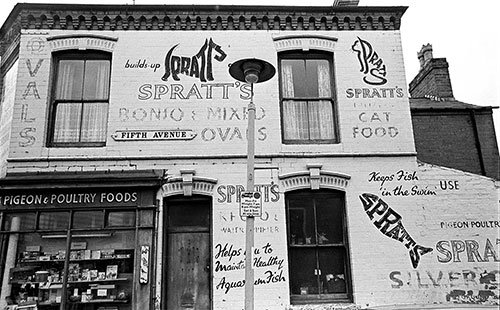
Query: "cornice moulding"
2 4 406 35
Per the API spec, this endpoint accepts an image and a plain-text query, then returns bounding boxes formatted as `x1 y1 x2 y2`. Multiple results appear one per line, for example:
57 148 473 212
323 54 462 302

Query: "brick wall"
411 109 499 179
409 58 454 99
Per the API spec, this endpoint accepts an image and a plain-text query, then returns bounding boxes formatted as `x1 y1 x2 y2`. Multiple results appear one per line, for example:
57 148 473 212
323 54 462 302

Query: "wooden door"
166 196 211 310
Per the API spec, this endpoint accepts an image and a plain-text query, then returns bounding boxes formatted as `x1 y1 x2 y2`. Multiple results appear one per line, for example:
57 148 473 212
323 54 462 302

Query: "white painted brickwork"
8 29 412 162
3 27 498 309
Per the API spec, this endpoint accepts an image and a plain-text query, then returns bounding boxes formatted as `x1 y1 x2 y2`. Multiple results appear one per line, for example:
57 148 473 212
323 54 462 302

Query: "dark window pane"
56 60 84 100
72 211 104 229
83 60 110 100
316 195 344 244
282 59 307 97
3 213 36 231
107 211 135 227
168 200 209 228
318 247 347 293
286 190 349 299
39 212 69 230
287 198 315 245
289 247 318 295
304 59 320 97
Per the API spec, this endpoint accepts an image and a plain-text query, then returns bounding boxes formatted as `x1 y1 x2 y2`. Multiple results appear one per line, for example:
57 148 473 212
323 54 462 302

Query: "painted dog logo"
352 37 387 85
162 38 227 82
359 193 433 268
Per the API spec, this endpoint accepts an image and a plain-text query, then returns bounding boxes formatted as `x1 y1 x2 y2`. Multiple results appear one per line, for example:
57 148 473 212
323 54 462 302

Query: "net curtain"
54 59 110 143
281 60 335 141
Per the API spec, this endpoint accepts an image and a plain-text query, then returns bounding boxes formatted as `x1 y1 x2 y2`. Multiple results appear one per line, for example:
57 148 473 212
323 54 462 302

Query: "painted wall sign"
367 170 437 197
436 238 499 263
162 38 227 82
216 184 280 204
214 242 286 294
353 111 399 139
359 193 434 268
389 268 499 305
440 220 500 230
345 86 404 99
352 36 387 85
0 191 139 207
111 129 196 141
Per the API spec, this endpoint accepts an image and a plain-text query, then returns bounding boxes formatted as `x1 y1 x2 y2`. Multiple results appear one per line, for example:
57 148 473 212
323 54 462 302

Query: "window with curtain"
49 51 111 146
280 52 337 144
286 190 351 303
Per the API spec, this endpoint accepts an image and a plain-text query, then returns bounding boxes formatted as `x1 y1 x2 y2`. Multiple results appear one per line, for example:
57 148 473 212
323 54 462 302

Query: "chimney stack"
409 44 454 99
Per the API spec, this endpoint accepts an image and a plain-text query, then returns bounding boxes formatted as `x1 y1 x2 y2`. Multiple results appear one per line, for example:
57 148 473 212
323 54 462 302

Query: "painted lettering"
162 38 227 82
352 37 387 85
436 239 499 263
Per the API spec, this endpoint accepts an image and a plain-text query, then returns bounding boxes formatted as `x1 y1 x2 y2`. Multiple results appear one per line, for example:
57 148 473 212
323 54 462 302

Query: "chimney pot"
418 43 433 69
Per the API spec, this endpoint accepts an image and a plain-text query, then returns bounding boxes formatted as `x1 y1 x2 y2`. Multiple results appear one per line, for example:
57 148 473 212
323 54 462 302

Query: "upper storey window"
280 52 337 144
49 51 111 147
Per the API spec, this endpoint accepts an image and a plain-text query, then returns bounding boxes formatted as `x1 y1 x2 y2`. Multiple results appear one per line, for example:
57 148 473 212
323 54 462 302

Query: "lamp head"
229 58 276 84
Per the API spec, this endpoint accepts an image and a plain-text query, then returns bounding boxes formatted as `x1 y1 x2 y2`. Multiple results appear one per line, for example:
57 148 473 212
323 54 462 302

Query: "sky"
1 0 499 144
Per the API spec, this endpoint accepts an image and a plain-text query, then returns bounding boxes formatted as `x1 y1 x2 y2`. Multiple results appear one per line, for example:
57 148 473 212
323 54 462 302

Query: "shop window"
3 213 36 231
38 212 69 230
107 211 136 227
73 210 105 229
279 52 338 144
286 190 351 302
0 208 144 309
48 51 111 147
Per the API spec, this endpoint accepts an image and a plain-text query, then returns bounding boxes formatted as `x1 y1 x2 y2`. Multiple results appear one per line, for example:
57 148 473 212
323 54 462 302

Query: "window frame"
279 51 339 145
47 50 111 148
285 189 352 304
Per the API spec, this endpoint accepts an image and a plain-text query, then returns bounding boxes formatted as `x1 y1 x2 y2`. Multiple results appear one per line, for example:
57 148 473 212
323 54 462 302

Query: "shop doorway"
165 195 211 310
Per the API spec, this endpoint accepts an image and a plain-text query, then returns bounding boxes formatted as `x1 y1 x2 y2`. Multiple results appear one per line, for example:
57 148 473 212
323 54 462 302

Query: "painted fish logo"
359 193 433 268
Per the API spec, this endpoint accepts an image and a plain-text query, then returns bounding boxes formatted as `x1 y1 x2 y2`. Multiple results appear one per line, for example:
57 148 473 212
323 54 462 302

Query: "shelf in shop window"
68 299 129 304
11 278 129 287
37 301 60 306
68 278 129 284
20 256 131 264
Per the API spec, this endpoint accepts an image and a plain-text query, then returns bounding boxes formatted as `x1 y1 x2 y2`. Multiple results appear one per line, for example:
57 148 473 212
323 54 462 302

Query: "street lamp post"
228 58 275 310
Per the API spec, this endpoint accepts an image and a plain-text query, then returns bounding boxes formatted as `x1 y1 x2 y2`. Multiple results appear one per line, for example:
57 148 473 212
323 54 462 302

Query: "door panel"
167 232 210 309
166 196 211 310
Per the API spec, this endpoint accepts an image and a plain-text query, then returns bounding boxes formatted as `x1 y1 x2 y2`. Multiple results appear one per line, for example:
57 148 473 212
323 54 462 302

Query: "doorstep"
287 304 361 310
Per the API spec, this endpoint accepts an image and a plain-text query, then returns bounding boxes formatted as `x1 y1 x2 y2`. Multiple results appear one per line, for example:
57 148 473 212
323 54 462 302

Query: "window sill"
283 140 339 145
289 243 345 247
290 293 352 305
48 142 106 148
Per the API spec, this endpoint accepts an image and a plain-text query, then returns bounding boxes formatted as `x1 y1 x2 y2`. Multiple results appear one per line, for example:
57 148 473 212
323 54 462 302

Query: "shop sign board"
111 129 196 141
240 191 262 217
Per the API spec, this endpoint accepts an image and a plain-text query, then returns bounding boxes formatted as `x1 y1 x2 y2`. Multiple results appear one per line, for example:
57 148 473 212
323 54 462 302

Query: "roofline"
1 3 408 37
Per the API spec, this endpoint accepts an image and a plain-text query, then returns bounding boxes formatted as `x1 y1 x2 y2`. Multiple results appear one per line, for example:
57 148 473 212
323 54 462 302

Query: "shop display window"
285 190 351 303
0 208 149 310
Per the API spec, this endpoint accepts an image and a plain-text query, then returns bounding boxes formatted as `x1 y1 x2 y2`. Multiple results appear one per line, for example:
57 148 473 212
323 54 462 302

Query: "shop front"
0 170 163 310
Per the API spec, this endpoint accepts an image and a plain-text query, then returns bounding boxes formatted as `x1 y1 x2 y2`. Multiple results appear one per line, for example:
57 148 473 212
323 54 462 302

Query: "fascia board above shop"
0 170 165 190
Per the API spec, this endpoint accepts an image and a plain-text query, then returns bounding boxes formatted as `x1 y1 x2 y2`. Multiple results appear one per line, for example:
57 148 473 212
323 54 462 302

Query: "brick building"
0 3 498 310
409 44 499 180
